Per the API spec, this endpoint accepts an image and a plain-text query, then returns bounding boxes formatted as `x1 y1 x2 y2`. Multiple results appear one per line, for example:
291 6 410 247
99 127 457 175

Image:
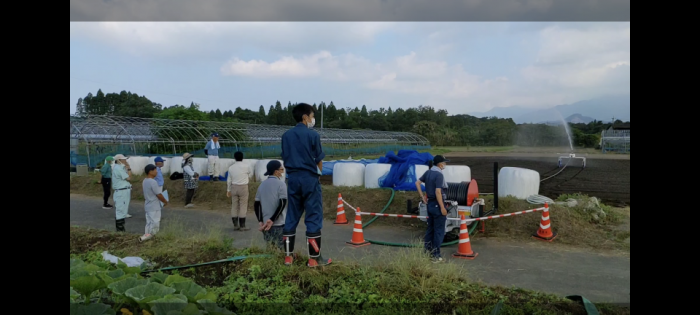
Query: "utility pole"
321 103 324 129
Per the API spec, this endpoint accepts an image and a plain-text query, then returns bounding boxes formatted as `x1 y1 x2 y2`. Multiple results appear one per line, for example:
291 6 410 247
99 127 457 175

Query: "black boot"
232 217 240 230
283 234 296 265
239 218 250 231
307 234 332 267
116 219 125 232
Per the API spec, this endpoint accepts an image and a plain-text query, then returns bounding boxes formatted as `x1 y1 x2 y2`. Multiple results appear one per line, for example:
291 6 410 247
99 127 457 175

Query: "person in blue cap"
204 132 221 181
280 103 331 267
153 157 166 190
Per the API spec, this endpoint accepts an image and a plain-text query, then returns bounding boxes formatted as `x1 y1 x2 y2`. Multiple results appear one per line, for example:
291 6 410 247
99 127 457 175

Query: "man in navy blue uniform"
281 103 332 267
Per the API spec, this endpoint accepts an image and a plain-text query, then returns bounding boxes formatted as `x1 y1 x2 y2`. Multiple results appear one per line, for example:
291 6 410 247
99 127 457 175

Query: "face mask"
307 117 316 128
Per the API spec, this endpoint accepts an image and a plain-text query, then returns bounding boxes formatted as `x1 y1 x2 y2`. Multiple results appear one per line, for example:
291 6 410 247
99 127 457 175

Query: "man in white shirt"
227 151 251 231
205 132 221 181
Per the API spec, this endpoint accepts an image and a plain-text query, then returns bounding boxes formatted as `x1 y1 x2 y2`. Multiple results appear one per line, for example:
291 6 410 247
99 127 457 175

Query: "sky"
69 22 630 115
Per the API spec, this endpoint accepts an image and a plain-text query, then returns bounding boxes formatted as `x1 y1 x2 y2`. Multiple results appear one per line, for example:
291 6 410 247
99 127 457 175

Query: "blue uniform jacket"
281 123 325 176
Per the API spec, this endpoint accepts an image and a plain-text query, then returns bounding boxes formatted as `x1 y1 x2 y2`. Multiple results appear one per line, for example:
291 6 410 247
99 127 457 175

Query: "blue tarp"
377 150 434 191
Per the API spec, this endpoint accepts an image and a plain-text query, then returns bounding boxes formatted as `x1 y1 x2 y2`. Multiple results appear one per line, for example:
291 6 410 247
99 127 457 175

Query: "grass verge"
70 225 630 315
70 175 630 252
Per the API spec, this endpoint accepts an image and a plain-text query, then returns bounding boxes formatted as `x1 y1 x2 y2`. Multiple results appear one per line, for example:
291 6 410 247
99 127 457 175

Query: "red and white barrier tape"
343 197 547 223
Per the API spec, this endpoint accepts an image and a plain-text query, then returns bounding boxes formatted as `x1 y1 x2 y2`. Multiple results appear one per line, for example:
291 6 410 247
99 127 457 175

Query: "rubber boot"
239 218 250 231
232 217 240 230
283 234 295 265
307 235 332 267
116 219 125 232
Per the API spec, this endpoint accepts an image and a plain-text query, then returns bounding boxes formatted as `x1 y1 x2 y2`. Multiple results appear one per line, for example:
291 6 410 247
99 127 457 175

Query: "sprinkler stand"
558 153 586 168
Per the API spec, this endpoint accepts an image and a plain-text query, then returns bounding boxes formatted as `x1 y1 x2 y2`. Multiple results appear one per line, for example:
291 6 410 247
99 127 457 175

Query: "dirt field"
321 152 630 207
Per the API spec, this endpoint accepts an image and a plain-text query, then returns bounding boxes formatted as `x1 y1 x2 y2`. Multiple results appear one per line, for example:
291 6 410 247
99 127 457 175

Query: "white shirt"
227 162 250 190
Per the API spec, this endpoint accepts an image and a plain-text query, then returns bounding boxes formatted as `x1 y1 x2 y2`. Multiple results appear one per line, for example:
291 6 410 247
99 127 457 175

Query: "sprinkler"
558 153 586 168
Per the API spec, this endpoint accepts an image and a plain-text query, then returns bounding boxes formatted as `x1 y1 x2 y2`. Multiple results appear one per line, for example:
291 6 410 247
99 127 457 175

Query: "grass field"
69 225 631 314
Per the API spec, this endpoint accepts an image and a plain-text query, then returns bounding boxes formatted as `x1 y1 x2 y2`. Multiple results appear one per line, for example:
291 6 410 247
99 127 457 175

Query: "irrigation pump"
418 178 484 242
558 153 586 168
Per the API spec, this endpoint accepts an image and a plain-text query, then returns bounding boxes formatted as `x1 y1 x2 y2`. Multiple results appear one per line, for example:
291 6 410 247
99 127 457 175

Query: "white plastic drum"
498 167 540 199
217 158 236 178
255 159 284 182
147 156 172 175
192 158 209 176
169 157 183 174
364 163 392 189
239 159 258 181
126 156 149 176
333 163 366 187
443 165 472 183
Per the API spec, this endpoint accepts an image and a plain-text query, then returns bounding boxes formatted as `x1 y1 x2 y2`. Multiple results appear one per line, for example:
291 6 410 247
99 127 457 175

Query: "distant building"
601 122 630 153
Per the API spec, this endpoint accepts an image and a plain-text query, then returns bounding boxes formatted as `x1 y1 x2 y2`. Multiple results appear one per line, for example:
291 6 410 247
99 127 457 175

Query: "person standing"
254 160 288 251
97 156 114 209
153 156 166 190
280 103 331 267
415 155 451 263
205 132 221 181
112 154 133 232
227 151 251 231
140 164 168 242
182 152 199 208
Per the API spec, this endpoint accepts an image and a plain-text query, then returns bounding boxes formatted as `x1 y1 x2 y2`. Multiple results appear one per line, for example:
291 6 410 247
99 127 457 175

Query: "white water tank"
255 159 284 182
169 157 183 174
147 156 172 175
192 158 209 176
498 167 540 199
126 156 149 176
217 158 236 178
240 159 258 181
333 163 365 187
364 163 392 189
443 165 472 183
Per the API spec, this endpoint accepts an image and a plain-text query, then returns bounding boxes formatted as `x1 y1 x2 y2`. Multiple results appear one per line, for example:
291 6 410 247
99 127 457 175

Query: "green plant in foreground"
69 257 232 315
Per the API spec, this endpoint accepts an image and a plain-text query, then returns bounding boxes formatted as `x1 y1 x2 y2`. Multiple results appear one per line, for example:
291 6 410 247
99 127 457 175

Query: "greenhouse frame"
70 115 431 167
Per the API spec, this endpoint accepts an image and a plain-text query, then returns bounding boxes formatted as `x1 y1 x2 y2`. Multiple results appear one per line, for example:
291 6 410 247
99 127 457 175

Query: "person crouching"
254 160 288 251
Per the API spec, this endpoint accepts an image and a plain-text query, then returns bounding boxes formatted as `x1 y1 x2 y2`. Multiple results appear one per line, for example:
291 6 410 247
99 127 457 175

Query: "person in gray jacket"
254 160 288 251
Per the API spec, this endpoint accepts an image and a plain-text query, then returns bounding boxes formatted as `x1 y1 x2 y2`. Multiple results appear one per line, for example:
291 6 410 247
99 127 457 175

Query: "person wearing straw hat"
415 155 450 263
204 132 222 181
181 152 199 207
112 154 133 232
97 156 114 209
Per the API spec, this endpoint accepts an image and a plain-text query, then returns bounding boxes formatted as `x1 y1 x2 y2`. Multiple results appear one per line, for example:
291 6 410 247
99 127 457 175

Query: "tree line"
75 89 628 148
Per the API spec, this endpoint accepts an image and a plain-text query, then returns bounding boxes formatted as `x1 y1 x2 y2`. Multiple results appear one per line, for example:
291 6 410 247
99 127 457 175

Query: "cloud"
70 22 396 57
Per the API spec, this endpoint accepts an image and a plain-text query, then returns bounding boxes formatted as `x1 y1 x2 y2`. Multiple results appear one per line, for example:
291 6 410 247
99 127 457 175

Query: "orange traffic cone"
532 202 558 242
346 209 370 247
452 215 478 259
334 193 348 224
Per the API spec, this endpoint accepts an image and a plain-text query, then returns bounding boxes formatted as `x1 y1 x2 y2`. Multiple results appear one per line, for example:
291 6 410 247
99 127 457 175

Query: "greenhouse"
70 115 431 167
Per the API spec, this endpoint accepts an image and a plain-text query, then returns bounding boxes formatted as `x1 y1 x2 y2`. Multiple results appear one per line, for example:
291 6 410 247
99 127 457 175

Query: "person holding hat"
97 156 114 209
140 164 169 242
204 132 221 181
415 155 451 263
254 160 288 250
153 157 166 190
280 103 331 267
181 152 199 207
112 154 133 231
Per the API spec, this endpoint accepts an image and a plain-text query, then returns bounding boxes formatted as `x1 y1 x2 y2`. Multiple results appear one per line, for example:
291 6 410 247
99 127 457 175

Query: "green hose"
141 255 272 273
361 188 479 247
